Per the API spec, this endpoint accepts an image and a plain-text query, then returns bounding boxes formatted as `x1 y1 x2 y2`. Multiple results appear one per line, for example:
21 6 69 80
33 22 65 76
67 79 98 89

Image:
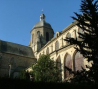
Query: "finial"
41 9 44 14
40 9 45 21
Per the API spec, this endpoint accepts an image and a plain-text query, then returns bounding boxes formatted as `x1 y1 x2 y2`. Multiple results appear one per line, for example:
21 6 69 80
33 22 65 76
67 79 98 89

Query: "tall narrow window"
64 54 72 78
78 28 84 41
51 45 53 52
56 56 62 80
37 31 40 37
74 52 84 71
78 28 84 34
46 47 49 54
78 28 84 38
55 41 59 50
73 30 77 39
66 33 71 45
56 56 61 70
46 32 49 42
32 34 34 43
37 31 40 42
39 53 41 58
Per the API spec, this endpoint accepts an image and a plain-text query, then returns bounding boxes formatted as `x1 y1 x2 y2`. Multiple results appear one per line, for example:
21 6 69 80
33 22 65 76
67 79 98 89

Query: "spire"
40 10 45 21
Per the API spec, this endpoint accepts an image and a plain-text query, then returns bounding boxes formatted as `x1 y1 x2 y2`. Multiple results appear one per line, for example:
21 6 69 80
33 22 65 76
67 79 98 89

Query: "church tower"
29 13 54 55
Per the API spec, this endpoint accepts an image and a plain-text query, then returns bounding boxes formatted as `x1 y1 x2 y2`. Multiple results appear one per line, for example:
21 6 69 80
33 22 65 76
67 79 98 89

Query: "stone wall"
36 23 88 81
0 52 36 77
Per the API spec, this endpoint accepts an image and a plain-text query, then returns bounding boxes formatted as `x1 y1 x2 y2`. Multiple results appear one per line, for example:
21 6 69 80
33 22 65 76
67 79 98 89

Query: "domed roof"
33 20 52 29
33 14 52 29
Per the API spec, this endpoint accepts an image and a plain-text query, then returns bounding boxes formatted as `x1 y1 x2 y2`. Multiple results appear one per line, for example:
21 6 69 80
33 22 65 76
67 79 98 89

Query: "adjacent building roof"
0 40 34 58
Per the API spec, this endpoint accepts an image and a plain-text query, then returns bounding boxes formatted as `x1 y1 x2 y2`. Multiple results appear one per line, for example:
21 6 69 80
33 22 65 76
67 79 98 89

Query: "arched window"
74 52 84 71
32 34 34 43
46 47 49 54
39 53 41 58
57 33 59 37
42 51 44 54
66 33 71 45
55 41 59 50
78 28 84 38
64 54 72 78
56 56 62 80
73 30 77 39
56 57 61 69
46 32 49 42
79 28 84 34
51 45 53 52
37 31 40 37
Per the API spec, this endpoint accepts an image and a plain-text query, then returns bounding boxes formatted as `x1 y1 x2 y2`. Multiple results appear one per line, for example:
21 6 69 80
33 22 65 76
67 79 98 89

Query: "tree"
31 54 61 82
65 0 98 84
19 70 30 80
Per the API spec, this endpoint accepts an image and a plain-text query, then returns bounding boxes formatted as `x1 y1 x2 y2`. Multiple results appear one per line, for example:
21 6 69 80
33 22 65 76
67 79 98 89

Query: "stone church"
0 13 88 80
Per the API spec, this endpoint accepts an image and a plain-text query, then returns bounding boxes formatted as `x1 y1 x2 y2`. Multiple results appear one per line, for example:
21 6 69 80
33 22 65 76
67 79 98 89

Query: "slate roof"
0 40 34 58
33 20 52 29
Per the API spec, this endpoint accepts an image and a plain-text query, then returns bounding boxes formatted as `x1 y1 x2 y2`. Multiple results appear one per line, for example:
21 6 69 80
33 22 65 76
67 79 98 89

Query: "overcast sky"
0 0 81 46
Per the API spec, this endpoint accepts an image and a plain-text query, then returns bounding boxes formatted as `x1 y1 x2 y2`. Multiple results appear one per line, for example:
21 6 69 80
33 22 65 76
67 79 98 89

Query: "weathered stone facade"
29 14 54 56
0 13 88 80
0 40 36 77
29 14 88 81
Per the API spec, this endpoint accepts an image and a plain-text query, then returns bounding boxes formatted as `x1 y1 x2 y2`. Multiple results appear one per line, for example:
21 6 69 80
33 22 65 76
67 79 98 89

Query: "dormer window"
56 31 60 37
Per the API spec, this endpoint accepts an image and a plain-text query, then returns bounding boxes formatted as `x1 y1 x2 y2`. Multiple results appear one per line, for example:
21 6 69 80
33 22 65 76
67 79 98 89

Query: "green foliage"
19 70 30 80
66 0 98 62
32 54 61 82
65 0 98 84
